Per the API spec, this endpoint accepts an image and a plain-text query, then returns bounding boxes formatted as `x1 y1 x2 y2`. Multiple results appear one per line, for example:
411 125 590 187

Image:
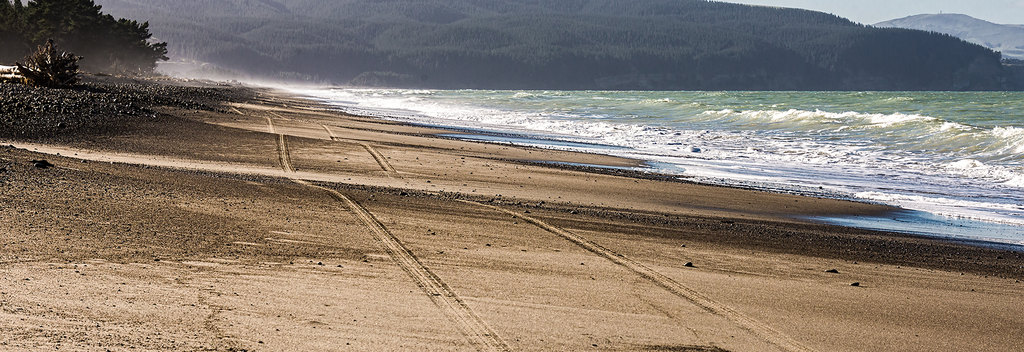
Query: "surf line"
268 118 508 351
460 199 816 352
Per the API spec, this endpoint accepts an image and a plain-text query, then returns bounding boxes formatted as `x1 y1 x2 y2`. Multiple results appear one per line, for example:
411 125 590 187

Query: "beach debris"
0 65 22 83
30 160 54 169
850 282 861 287
17 40 82 88
690 147 702 153
684 262 694 267
825 269 840 273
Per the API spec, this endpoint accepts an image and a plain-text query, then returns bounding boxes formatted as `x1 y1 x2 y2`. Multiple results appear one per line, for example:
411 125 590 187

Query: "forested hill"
92 0 1023 90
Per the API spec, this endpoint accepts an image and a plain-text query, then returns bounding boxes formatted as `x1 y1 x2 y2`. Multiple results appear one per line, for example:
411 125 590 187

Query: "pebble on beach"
31 160 54 169
1 76 246 141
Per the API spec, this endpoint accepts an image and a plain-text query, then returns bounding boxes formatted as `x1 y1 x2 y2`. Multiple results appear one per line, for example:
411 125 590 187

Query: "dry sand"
2 81 1023 351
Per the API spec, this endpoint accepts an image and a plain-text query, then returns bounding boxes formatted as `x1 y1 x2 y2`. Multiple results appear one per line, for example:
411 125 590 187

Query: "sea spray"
292 88 1024 243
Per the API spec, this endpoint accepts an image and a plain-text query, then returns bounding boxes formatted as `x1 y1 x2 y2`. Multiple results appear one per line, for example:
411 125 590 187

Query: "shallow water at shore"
439 129 1024 246
809 211 1024 246
291 88 1024 244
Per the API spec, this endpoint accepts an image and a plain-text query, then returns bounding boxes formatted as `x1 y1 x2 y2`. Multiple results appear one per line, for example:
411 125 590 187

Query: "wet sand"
2 79 1023 351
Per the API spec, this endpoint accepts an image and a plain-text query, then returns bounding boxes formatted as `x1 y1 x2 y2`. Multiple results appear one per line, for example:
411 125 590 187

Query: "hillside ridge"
876 13 1024 60
90 0 1022 90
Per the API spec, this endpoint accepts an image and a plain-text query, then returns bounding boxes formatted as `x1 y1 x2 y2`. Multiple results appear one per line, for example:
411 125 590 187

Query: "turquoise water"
293 88 1024 244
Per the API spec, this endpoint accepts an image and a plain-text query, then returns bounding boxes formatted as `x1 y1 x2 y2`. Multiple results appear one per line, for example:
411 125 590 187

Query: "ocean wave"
991 126 1024 154
292 87 1024 234
940 122 973 131
1005 173 1024 188
942 159 1024 186
700 108 936 129
883 96 916 102
854 191 1024 226
865 112 933 127
992 126 1024 138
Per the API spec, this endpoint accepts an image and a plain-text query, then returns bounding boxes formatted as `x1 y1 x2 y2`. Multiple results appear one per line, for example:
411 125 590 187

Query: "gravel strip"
1 75 253 140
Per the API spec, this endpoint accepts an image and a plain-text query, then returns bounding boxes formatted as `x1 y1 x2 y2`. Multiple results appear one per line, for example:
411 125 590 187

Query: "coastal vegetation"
91 0 1022 90
0 0 168 74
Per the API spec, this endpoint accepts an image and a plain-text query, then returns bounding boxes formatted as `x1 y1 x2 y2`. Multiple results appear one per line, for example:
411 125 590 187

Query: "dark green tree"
0 0 169 73
109 18 168 73
0 1 28 63
23 0 105 44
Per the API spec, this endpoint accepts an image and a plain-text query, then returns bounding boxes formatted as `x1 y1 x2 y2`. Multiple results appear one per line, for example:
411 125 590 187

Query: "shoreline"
5 76 1023 274
299 99 1024 247
291 87 1024 241
2 77 1023 351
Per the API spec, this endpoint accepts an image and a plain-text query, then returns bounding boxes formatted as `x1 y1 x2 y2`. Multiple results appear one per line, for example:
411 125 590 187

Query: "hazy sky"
726 0 1024 25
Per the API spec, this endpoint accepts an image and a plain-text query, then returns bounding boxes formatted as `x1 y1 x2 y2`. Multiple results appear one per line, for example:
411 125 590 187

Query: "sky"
726 0 1024 25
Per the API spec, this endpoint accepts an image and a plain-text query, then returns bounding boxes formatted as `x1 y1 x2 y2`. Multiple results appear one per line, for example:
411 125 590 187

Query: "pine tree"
110 19 168 73
0 0 169 73
0 1 28 63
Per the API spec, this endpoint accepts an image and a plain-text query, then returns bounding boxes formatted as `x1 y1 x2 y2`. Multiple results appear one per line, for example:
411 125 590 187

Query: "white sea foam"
853 191 1024 226
940 121 972 131
1005 174 1024 188
291 88 1024 242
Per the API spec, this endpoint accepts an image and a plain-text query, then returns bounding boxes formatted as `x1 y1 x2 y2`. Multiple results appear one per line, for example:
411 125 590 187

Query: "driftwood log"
0 64 22 84
15 39 82 88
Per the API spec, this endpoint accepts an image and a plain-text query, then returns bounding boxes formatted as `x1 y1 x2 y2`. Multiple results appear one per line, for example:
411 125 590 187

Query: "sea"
289 88 1024 246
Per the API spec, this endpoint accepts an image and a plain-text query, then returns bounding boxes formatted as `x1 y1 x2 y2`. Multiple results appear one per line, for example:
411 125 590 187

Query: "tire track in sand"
236 107 292 172
304 183 511 352
268 120 508 351
459 199 816 352
321 125 401 179
267 117 294 174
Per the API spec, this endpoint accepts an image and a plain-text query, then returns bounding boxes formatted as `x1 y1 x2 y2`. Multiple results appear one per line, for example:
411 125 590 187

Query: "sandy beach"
2 77 1023 351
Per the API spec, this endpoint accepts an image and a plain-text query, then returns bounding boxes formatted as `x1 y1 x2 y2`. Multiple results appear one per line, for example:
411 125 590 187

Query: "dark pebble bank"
1 75 252 140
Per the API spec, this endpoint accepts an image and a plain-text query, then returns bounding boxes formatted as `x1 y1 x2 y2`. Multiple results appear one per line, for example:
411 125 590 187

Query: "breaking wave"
292 88 1024 235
